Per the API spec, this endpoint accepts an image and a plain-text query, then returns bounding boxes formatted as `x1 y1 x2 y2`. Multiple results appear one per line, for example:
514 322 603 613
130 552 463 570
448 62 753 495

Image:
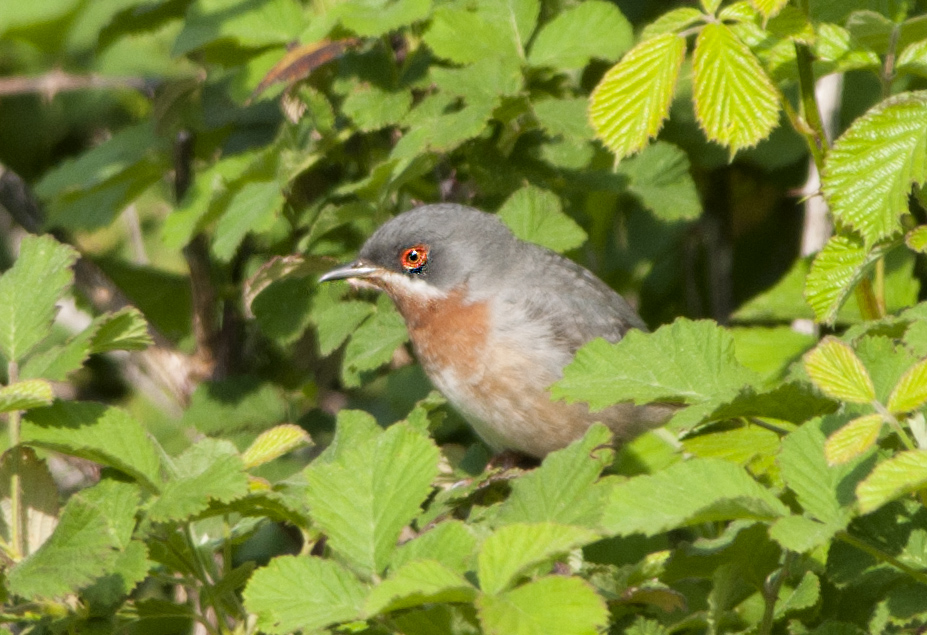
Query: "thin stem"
836 531 927 586
183 525 230 635
7 361 22 559
794 43 829 171
873 402 917 451
855 277 882 322
758 551 794 635
874 258 887 317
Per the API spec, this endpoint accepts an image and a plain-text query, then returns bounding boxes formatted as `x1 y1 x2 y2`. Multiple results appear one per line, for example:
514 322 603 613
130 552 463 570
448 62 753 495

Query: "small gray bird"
320 203 671 458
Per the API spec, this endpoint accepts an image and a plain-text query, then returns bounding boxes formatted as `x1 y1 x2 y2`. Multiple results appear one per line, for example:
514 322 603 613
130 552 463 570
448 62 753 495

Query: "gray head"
319 204 518 294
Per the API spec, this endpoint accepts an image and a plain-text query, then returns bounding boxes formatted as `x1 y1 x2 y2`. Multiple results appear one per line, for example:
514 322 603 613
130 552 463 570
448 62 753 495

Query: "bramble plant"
2 0 927 633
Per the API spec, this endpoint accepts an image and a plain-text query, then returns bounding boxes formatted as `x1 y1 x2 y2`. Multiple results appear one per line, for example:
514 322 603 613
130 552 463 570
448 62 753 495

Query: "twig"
0 70 152 100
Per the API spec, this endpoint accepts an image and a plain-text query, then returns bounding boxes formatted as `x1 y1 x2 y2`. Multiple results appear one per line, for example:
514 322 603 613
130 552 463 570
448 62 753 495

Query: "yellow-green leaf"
0 379 53 414
822 91 927 247
856 449 927 514
692 22 779 155
641 8 704 40
905 225 927 253
887 358 927 413
701 0 721 14
751 0 789 19
824 413 883 465
242 424 312 469
804 337 875 403
589 33 685 161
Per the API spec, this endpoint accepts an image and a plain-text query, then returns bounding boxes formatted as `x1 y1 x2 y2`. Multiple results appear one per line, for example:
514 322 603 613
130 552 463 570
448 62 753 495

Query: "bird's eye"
400 244 428 274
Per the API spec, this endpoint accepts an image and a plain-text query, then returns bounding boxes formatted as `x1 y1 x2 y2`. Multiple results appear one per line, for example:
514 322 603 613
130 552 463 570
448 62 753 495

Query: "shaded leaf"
0 448 58 556
615 141 702 221
211 180 284 262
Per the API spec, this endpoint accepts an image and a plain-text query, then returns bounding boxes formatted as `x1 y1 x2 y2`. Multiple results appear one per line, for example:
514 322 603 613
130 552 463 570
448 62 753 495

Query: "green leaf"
601 458 788 536
83 539 150 606
365 559 476 615
342 86 413 132
181 376 286 435
392 93 497 159
702 381 838 425
528 1 632 69
846 10 895 53
641 8 704 40
778 416 868 527
751 0 789 18
615 141 702 221
769 514 839 553
477 576 608 635
887 357 927 413
88 307 152 353
252 276 314 345
313 298 375 357
22 402 162 491
342 297 409 387
692 22 779 154
332 0 430 37
590 33 686 161
19 327 95 382
533 98 594 140
303 421 440 576
0 448 59 556
478 523 599 595
0 235 78 363
856 449 927 514
8 494 120 599
906 225 927 252
0 379 53 414
804 337 876 403
494 424 613 528
431 57 523 103
553 318 756 411
243 555 366 634
497 186 587 253
391 521 477 574
423 4 521 65
735 257 814 322
701 0 722 13
804 234 893 324
730 326 816 381
897 39 927 77
825 413 884 465
775 571 820 618
173 0 303 55
211 180 284 262
822 91 927 247
148 439 249 522
242 424 312 469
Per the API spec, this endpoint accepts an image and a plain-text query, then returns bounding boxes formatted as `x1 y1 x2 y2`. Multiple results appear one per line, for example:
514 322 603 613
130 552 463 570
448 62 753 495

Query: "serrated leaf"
553 318 756 411
804 234 893 324
590 33 686 161
365 559 476 616
804 337 876 403
393 92 497 159
243 555 366 634
497 186 586 253
181 376 286 435
242 424 312 469
615 141 702 221
533 98 593 140
775 571 820 618
0 235 78 363
823 91 927 247
0 448 58 557
423 5 521 65
478 523 599 595
0 380 53 414
342 297 409 387
391 521 477 574
251 276 314 345
641 8 704 40
148 439 249 522
887 357 927 413
528 1 631 69
825 413 884 465
23 402 162 490
856 449 927 514
601 458 788 536
19 326 95 382
211 180 284 262
89 307 152 353
495 424 613 528
313 298 375 357
477 575 608 635
431 57 523 103
304 421 440 576
898 39 927 77
83 539 150 606
692 22 779 154
343 86 413 132
779 417 868 527
752 0 789 18
769 515 839 553
333 0 430 37
906 225 927 252
7 495 119 599
173 0 302 55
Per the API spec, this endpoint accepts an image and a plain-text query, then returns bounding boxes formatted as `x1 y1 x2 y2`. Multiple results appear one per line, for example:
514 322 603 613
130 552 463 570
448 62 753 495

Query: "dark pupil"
407 250 419 263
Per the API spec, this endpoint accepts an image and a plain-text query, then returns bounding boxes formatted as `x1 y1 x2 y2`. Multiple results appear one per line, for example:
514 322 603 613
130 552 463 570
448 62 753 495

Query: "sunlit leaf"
887 357 927 413
804 337 876 404
825 413 884 465
856 449 927 514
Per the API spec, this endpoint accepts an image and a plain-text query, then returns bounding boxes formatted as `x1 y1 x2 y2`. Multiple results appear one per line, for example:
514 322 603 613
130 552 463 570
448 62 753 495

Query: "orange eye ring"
400 244 429 273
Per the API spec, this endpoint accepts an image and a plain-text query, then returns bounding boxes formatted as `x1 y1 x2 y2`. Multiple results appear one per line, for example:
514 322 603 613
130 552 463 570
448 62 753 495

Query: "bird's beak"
319 260 382 283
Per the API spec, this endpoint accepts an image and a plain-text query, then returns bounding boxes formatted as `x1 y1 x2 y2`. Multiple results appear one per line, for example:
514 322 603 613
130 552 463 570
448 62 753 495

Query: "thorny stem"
7 361 22 559
836 531 927 586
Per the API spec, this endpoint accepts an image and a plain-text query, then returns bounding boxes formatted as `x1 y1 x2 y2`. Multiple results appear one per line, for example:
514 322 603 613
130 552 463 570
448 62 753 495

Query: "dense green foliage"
2 0 927 633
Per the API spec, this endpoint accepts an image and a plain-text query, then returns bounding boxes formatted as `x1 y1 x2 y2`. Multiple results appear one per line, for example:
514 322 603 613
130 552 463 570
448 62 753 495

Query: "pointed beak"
318 260 382 283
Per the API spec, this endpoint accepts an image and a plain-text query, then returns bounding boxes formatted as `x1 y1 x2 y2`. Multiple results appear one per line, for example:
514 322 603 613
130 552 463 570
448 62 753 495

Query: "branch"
0 70 153 100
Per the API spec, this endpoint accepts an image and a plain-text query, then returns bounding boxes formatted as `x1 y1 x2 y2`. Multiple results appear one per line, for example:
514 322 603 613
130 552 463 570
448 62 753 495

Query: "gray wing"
503 244 647 355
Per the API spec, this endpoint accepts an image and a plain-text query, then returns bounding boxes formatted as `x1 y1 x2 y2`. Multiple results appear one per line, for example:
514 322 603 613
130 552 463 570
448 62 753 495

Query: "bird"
319 203 673 458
